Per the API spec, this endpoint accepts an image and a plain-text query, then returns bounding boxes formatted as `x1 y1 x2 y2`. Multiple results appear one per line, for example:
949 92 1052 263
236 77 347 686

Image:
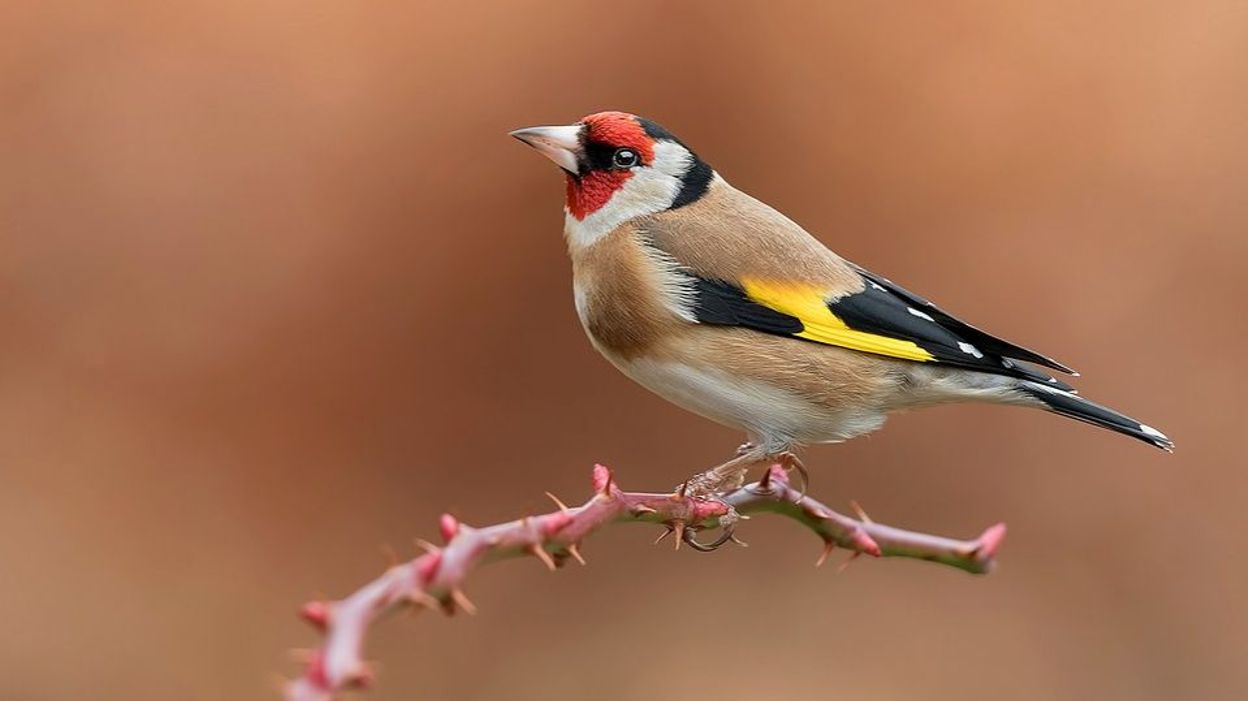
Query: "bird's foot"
677 503 745 552
679 469 743 499
775 451 810 500
663 448 766 552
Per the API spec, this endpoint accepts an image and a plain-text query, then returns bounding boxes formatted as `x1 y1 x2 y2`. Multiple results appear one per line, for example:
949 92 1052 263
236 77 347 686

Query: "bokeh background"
3 1 1246 699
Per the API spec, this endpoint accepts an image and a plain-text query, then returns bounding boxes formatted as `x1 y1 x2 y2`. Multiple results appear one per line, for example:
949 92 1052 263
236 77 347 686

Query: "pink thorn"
838 551 861 573
304 651 329 690
416 550 443 584
299 601 330 632
439 514 460 543
346 663 375 690
815 540 835 568
591 464 613 494
852 529 882 557
976 522 1007 560
542 510 574 537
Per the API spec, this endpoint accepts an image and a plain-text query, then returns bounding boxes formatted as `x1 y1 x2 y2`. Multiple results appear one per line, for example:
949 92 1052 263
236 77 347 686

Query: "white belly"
612 356 887 452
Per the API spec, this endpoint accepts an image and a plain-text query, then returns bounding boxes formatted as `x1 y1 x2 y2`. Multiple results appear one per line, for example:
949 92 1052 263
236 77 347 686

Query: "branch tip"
286 466 1007 699
974 523 1007 560
299 601 331 631
415 551 442 584
438 514 460 543
590 464 615 496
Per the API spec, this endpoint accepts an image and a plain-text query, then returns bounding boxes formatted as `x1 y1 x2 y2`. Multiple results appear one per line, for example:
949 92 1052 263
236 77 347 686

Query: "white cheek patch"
565 141 693 249
572 283 590 326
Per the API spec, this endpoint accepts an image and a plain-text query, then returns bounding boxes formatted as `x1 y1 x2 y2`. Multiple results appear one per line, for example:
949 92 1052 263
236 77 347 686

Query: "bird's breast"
569 225 693 360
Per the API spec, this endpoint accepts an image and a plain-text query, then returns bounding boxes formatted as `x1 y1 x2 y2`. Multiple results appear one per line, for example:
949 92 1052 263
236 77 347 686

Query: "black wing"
849 264 1076 374
691 268 1077 390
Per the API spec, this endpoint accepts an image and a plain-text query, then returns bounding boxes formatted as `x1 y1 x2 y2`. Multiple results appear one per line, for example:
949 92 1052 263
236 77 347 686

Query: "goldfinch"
511 111 1173 494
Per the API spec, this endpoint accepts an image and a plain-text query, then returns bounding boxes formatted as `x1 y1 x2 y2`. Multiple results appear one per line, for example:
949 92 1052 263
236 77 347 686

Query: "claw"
680 523 736 552
779 452 810 501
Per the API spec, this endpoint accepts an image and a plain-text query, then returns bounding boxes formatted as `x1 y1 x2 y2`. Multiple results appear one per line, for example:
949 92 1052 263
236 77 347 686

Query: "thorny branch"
284 464 1006 700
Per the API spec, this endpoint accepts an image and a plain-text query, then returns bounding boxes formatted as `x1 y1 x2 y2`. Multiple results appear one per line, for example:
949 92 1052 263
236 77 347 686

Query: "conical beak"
509 124 583 174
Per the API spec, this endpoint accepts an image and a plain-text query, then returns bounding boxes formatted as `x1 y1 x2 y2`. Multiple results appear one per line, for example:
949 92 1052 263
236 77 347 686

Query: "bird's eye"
612 148 639 169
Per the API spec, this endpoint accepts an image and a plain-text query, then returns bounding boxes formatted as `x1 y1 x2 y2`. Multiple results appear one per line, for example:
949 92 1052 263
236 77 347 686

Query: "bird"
510 110 1173 508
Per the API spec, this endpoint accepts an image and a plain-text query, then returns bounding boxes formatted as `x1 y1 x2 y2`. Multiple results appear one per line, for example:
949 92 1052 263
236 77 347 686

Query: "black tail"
1019 382 1174 452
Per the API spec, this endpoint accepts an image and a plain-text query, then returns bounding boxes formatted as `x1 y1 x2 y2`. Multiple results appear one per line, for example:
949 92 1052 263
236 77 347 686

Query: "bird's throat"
565 170 632 220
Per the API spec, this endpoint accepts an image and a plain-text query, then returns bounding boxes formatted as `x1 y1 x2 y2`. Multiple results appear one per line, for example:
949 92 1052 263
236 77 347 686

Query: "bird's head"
511 111 714 239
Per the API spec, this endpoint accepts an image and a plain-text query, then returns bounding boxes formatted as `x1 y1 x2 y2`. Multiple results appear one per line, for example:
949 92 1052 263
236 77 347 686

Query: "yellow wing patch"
740 279 935 362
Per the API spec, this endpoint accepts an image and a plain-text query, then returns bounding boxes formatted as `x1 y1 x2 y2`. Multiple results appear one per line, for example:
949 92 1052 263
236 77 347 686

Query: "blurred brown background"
2 1 1246 699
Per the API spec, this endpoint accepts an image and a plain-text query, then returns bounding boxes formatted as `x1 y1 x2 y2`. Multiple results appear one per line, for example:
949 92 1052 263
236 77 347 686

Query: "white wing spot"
958 341 984 359
1139 424 1168 440
868 281 886 291
907 307 935 322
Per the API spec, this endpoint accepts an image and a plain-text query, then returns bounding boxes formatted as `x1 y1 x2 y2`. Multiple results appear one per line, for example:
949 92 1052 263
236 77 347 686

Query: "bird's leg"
679 448 766 497
671 446 770 552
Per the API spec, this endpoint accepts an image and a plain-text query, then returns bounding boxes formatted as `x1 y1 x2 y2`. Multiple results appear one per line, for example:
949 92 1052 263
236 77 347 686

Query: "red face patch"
566 170 631 220
564 112 655 220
